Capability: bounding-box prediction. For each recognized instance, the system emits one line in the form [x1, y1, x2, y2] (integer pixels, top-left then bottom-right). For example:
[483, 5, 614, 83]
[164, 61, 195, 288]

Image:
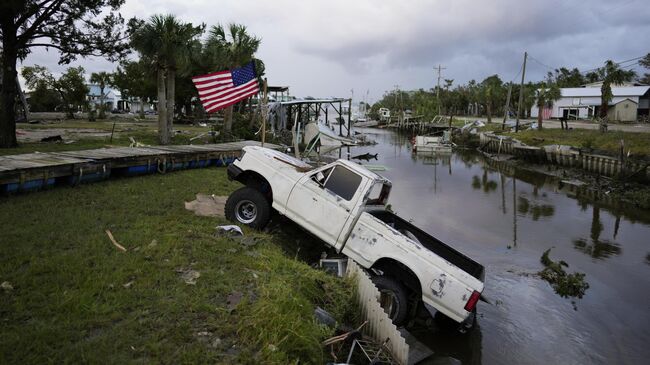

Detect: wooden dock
[0, 141, 280, 193]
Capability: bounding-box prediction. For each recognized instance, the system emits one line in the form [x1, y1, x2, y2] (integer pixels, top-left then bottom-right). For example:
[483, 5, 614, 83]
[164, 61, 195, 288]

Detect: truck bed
[368, 210, 485, 280]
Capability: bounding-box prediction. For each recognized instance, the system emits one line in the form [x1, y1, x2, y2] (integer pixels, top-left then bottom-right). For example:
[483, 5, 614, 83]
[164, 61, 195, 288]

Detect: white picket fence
[347, 259, 410, 364]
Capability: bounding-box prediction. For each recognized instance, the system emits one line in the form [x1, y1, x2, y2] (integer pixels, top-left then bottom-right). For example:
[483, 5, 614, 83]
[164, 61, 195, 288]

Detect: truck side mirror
[315, 172, 325, 185]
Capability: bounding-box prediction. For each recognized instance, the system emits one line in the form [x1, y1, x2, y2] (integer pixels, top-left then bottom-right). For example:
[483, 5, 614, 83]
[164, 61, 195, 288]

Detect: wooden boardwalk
[0, 141, 280, 193]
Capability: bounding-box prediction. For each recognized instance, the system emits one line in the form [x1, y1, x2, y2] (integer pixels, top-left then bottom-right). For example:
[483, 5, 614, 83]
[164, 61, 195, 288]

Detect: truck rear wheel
[225, 187, 271, 229]
[371, 276, 409, 326]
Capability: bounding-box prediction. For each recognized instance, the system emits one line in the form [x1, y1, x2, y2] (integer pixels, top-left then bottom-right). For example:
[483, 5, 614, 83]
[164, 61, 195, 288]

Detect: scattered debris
[351, 152, 378, 161]
[216, 225, 243, 236]
[196, 331, 211, 337]
[148, 239, 158, 248]
[122, 281, 134, 289]
[129, 137, 147, 147]
[322, 321, 366, 346]
[185, 194, 228, 217]
[210, 338, 222, 348]
[41, 135, 63, 143]
[227, 291, 243, 311]
[319, 259, 348, 277]
[105, 229, 127, 252]
[361, 164, 387, 171]
[1, 281, 14, 291]
[539, 248, 589, 299]
[314, 306, 337, 327]
[176, 268, 201, 285]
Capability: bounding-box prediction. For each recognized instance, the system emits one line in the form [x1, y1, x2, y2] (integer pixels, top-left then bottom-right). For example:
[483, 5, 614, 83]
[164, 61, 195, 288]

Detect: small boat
[412, 133, 453, 153]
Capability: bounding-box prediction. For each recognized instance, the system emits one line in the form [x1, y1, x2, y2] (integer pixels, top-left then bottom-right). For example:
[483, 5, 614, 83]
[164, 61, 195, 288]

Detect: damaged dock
[0, 141, 280, 193]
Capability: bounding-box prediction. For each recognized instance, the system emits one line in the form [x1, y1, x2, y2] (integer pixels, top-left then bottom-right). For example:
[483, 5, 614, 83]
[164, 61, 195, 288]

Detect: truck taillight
[464, 290, 481, 312]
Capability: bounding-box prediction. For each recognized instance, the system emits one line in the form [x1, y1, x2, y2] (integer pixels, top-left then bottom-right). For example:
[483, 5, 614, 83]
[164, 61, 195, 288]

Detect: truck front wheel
[225, 187, 271, 229]
[371, 276, 409, 326]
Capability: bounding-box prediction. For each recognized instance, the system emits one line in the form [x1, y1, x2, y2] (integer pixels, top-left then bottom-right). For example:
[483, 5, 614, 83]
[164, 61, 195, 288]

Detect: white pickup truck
[226, 146, 485, 327]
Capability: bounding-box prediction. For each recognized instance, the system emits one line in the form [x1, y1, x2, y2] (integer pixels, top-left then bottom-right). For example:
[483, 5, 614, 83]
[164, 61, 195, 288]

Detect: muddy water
[344, 128, 650, 364]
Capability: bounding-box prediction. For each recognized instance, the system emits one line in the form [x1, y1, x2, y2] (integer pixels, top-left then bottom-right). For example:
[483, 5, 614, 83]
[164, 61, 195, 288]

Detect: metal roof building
[531, 85, 650, 122]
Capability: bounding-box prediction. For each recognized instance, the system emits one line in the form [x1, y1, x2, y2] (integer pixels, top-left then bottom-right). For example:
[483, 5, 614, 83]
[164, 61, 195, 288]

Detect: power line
[527, 55, 555, 71]
[509, 61, 524, 83]
[579, 55, 645, 74]
[526, 53, 646, 75]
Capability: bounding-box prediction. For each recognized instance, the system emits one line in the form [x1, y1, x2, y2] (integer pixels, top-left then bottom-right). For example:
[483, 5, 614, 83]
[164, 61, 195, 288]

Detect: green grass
[0, 168, 355, 363]
[503, 129, 650, 157]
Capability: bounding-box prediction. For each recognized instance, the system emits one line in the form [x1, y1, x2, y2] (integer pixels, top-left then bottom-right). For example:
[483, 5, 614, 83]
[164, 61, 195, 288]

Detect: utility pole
[515, 52, 527, 132]
[435, 64, 446, 116]
[502, 82, 512, 130]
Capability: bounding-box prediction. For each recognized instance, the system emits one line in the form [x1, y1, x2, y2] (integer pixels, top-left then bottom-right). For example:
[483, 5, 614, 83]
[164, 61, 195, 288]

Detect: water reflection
[343, 128, 650, 363]
[572, 206, 622, 259]
[471, 169, 498, 193]
[517, 196, 555, 221]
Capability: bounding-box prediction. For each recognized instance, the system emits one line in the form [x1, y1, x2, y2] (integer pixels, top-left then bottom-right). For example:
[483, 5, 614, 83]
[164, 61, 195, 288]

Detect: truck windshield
[366, 182, 391, 205]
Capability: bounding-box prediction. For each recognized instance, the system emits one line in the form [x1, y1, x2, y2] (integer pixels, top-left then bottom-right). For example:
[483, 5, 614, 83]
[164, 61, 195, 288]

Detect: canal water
[340, 128, 650, 364]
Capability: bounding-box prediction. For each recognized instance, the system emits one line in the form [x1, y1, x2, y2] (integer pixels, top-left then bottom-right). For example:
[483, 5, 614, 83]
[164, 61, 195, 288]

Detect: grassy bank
[503, 129, 650, 157]
[0, 168, 354, 363]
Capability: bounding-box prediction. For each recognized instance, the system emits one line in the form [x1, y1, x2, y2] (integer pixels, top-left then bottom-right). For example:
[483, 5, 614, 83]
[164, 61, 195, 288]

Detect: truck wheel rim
[379, 289, 399, 320]
[235, 200, 257, 224]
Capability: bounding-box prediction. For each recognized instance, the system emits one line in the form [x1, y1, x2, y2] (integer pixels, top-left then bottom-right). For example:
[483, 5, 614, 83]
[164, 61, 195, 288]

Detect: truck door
[286, 164, 363, 246]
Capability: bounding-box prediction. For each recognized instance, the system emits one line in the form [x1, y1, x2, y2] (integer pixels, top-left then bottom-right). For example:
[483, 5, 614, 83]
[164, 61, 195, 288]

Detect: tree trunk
[224, 104, 233, 135]
[0, 29, 19, 148]
[538, 104, 543, 130]
[157, 68, 169, 144]
[166, 68, 175, 140]
[486, 103, 492, 123]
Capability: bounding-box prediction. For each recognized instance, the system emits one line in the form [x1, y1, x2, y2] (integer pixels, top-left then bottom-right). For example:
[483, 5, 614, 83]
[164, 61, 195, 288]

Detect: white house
[87, 84, 154, 113]
[530, 83, 650, 122]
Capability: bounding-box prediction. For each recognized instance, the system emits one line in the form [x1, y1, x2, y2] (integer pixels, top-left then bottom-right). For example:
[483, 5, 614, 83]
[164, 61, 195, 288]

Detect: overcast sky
[22, 0, 650, 103]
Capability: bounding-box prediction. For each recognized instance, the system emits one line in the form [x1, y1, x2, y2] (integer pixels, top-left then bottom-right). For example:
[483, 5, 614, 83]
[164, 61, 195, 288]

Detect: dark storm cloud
[19, 0, 650, 100]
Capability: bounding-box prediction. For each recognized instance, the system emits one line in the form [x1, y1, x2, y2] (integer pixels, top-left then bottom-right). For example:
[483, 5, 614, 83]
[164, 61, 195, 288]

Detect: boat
[412, 132, 453, 153]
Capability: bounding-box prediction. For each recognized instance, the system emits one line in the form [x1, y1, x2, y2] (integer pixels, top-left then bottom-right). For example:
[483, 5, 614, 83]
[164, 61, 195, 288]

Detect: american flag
[192, 62, 259, 113]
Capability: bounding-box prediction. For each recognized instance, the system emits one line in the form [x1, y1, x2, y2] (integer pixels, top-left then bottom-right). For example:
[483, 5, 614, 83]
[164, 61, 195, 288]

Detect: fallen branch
[105, 229, 127, 252]
[322, 321, 367, 346]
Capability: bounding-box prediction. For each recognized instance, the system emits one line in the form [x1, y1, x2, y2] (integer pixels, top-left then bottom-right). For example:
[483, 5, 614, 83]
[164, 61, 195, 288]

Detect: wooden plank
[0, 153, 92, 172]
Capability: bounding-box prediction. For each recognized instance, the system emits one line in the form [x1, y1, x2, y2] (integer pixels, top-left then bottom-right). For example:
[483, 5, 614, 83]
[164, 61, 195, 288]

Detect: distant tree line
[369, 56, 648, 129]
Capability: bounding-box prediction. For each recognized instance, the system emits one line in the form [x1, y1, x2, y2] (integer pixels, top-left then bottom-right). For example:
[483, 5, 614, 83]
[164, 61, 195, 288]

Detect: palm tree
[90, 72, 113, 119]
[206, 24, 261, 135]
[480, 75, 504, 123]
[599, 60, 636, 131]
[534, 80, 561, 130]
[131, 14, 204, 144]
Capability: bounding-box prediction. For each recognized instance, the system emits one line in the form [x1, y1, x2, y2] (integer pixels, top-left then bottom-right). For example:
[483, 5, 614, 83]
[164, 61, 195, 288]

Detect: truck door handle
[312, 197, 318, 202]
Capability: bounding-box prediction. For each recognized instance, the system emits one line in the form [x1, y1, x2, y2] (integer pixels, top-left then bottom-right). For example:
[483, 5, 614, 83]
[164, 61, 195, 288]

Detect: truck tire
[371, 276, 409, 326]
[225, 187, 271, 229]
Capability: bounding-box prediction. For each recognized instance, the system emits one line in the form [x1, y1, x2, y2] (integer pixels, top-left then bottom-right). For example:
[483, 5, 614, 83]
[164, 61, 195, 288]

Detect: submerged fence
[479, 133, 650, 181]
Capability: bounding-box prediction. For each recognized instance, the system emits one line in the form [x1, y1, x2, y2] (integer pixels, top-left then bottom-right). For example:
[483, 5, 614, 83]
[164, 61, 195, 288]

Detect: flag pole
[262, 78, 268, 147]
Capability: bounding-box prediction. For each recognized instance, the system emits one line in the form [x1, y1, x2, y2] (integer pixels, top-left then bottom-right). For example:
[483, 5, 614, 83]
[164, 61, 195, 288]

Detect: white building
[531, 83, 650, 122]
[87, 84, 154, 113]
